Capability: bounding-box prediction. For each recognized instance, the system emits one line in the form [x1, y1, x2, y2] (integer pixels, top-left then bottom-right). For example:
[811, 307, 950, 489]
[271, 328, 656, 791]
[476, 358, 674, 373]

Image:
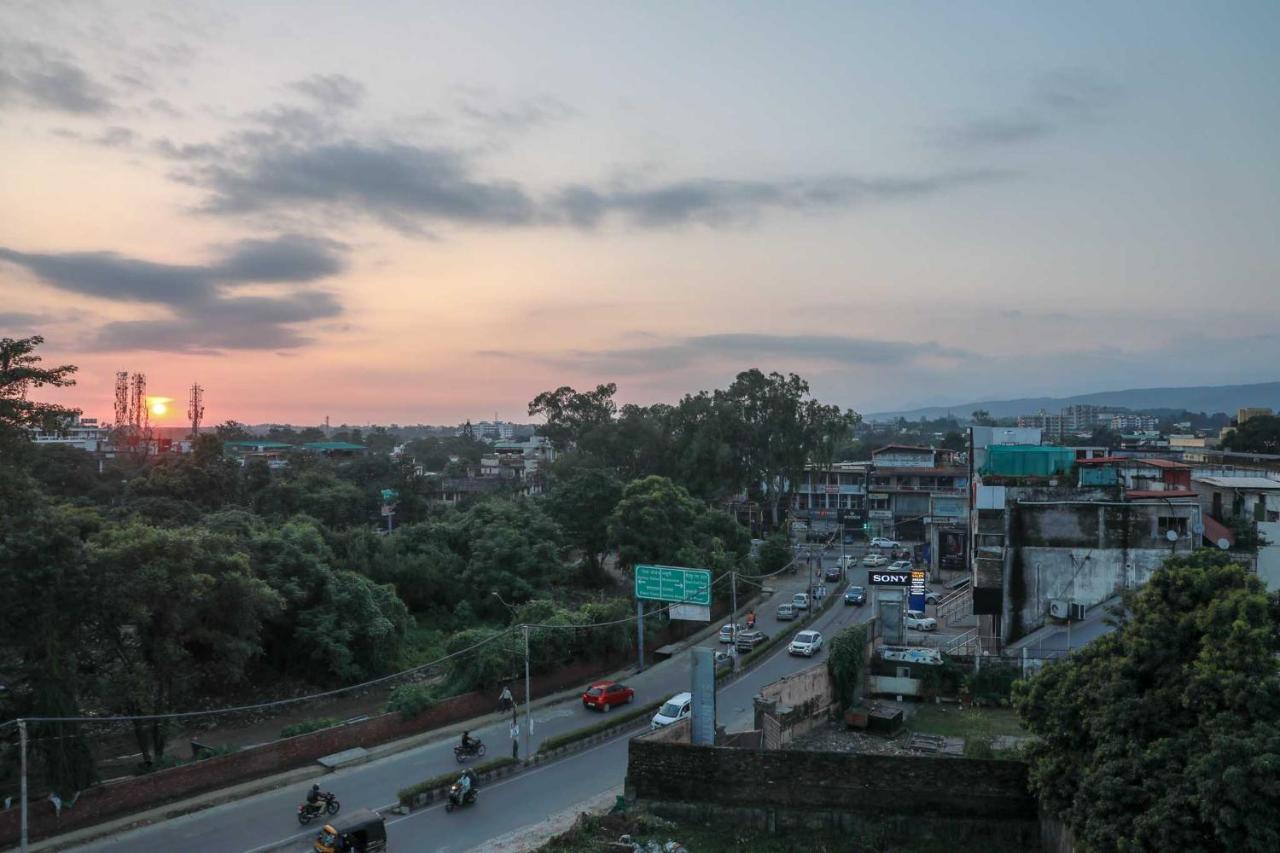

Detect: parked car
[651, 692, 692, 729]
[924, 588, 942, 605]
[718, 623, 743, 643]
[869, 537, 900, 549]
[862, 553, 889, 567]
[788, 630, 824, 657]
[735, 630, 769, 652]
[843, 586, 866, 606]
[836, 554, 859, 569]
[792, 592, 810, 611]
[889, 560, 912, 571]
[581, 680, 635, 712]
[824, 565, 843, 581]
[775, 603, 797, 621]
[904, 610, 938, 631]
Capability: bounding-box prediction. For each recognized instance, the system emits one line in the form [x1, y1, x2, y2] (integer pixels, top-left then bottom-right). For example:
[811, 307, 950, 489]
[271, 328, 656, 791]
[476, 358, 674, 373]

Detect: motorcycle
[297, 792, 340, 825]
[445, 782, 478, 813]
[453, 739, 486, 762]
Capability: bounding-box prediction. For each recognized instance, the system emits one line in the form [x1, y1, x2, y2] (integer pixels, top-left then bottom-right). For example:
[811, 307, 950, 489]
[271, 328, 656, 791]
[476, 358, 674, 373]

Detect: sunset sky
[2, 2, 1278, 425]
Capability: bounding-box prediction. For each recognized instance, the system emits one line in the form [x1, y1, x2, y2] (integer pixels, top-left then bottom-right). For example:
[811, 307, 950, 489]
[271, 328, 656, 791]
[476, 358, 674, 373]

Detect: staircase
[937, 585, 976, 628]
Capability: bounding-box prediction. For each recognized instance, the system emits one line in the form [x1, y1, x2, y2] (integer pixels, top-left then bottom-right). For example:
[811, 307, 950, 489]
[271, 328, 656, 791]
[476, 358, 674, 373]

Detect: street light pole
[19, 718, 28, 853]
[523, 624, 532, 762]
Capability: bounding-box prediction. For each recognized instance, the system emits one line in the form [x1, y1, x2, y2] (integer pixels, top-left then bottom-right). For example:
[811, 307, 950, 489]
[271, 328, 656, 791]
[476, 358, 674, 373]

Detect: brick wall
[0, 657, 616, 846]
[627, 740, 1036, 821]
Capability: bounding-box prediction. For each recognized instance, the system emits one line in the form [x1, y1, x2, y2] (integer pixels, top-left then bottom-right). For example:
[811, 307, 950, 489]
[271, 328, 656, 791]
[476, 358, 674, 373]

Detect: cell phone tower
[114, 371, 130, 431]
[130, 373, 148, 449]
[188, 383, 205, 437]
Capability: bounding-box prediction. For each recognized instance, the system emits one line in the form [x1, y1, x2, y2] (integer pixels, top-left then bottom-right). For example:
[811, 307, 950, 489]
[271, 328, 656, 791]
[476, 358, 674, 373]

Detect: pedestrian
[498, 683, 513, 713]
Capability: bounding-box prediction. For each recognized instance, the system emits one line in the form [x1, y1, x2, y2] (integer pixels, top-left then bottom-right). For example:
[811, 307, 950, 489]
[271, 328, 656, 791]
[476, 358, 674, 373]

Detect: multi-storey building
[1017, 410, 1065, 439]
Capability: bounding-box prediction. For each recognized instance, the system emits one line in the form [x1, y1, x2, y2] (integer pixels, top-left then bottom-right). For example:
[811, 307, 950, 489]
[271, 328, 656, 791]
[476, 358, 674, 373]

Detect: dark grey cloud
[0, 40, 114, 114]
[482, 332, 972, 376]
[0, 311, 51, 331]
[932, 70, 1117, 151]
[92, 126, 136, 147]
[0, 235, 347, 352]
[290, 73, 365, 110]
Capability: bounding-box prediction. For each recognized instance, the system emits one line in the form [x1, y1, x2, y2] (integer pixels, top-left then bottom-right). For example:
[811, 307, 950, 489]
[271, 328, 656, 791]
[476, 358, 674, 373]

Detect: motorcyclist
[306, 784, 323, 807]
[457, 768, 478, 797]
[460, 730, 478, 752]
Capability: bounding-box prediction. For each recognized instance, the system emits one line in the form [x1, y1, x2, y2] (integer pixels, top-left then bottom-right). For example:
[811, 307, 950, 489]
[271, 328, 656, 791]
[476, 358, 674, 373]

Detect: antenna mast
[188, 383, 205, 437]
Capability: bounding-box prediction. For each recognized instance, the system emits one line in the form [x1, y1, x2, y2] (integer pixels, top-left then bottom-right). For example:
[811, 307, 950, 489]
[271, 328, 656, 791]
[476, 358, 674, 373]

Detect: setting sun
[147, 397, 173, 418]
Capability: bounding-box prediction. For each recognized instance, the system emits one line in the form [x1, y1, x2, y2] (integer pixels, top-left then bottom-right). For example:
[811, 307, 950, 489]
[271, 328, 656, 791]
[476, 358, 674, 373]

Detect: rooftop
[1193, 476, 1280, 490]
[303, 441, 368, 452]
[1124, 489, 1198, 499]
[1140, 458, 1191, 470]
[224, 439, 295, 449]
[872, 445, 935, 454]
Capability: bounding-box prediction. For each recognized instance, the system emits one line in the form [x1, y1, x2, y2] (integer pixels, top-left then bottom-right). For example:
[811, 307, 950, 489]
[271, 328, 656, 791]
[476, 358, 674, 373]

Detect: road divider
[397, 756, 519, 810]
[536, 700, 665, 755]
[717, 580, 847, 682]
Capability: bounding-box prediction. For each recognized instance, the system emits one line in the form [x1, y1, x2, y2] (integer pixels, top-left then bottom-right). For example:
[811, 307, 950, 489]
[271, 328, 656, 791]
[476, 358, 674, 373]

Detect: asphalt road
[74, 548, 875, 853]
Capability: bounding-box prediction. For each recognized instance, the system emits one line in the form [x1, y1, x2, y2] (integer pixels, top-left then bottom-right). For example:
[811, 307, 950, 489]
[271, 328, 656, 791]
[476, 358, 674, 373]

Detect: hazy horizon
[3, 2, 1279, 424]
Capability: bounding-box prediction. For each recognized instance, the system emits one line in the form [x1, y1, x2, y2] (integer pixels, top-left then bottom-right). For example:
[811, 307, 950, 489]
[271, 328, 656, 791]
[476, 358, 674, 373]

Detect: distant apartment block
[1110, 413, 1159, 432]
[1016, 409, 1065, 439]
[1237, 407, 1274, 425]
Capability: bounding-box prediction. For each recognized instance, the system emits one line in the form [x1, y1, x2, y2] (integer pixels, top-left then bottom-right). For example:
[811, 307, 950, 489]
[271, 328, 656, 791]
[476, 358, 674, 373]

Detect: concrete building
[970, 425, 1041, 471]
[1111, 414, 1159, 432]
[1191, 476, 1280, 524]
[1016, 410, 1064, 440]
[29, 415, 110, 452]
[1237, 407, 1274, 425]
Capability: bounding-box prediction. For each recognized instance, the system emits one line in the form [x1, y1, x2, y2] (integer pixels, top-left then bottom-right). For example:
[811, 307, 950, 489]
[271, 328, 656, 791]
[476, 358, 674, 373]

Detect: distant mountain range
[866, 381, 1280, 422]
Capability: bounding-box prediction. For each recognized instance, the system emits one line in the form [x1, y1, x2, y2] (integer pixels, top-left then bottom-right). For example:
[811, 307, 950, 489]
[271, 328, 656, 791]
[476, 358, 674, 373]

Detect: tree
[214, 420, 251, 441]
[1222, 415, 1280, 454]
[1015, 551, 1280, 852]
[0, 335, 77, 451]
[545, 468, 623, 583]
[970, 409, 996, 427]
[608, 476, 704, 569]
[941, 431, 966, 451]
[528, 383, 618, 452]
[756, 532, 791, 576]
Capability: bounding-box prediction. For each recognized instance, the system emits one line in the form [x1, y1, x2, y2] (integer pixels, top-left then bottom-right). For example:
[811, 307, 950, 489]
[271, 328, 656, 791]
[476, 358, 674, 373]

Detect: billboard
[909, 570, 927, 611]
[870, 571, 910, 585]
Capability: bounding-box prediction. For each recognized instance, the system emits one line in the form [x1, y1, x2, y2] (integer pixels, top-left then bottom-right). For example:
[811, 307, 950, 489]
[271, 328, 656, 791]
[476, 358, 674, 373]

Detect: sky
[2, 1, 1279, 424]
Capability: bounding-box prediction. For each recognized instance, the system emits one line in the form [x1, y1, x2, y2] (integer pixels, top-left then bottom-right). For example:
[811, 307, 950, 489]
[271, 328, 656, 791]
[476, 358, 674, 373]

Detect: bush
[964, 661, 1020, 706]
[536, 700, 665, 754]
[280, 718, 340, 739]
[965, 736, 995, 759]
[397, 756, 517, 803]
[385, 682, 442, 720]
[827, 623, 869, 709]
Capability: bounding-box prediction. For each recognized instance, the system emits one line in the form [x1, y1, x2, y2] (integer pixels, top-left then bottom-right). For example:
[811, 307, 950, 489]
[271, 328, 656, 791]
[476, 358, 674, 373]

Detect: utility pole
[523, 624, 532, 762]
[19, 718, 28, 853]
[730, 570, 739, 647]
[636, 599, 645, 673]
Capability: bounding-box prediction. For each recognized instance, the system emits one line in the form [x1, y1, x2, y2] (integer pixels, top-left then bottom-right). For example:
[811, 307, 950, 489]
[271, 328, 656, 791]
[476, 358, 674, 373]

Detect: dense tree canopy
[1222, 414, 1280, 454]
[1016, 551, 1280, 852]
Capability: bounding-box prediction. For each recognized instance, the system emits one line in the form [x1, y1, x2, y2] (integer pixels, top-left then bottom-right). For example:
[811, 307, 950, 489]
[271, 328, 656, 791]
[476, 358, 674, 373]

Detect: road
[74, 548, 875, 853]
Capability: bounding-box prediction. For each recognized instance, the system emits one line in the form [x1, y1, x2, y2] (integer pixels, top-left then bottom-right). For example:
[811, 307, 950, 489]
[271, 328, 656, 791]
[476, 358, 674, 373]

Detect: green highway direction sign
[634, 564, 712, 606]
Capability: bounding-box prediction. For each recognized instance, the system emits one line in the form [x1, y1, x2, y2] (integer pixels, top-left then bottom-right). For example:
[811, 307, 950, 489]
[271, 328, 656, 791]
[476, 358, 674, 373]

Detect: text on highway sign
[635, 564, 712, 605]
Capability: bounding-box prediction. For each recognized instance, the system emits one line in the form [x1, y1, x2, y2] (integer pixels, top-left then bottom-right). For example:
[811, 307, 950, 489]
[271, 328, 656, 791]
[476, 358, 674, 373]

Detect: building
[29, 415, 110, 452]
[1016, 410, 1064, 439]
[223, 438, 295, 468]
[1237, 407, 1274, 425]
[970, 446, 1202, 647]
[1110, 414, 1159, 432]
[1061, 404, 1116, 432]
[792, 461, 868, 539]
[970, 426, 1041, 472]
[1191, 476, 1280, 524]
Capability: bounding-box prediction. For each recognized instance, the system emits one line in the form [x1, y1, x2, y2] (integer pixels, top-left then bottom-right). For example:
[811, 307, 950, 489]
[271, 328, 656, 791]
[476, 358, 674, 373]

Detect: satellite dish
[1192, 520, 1205, 535]
[1217, 538, 1231, 550]
[1166, 529, 1179, 542]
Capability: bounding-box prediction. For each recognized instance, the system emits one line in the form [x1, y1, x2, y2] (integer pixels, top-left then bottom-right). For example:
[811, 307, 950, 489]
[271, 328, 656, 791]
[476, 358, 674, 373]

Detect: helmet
[312, 784, 320, 793]
[322, 825, 336, 834]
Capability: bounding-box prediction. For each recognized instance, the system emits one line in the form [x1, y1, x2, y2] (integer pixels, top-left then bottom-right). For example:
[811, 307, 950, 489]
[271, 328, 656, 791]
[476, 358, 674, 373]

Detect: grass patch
[537, 700, 664, 754]
[279, 717, 339, 739]
[909, 705, 1027, 739]
[397, 755, 517, 804]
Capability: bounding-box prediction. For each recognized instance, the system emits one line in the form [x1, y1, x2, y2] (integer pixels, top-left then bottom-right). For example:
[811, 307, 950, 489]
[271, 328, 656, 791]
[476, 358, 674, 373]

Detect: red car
[581, 680, 635, 712]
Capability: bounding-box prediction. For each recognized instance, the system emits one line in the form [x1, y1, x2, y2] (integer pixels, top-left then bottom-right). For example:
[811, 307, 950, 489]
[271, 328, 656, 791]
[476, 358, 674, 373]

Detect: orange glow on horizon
[147, 396, 173, 418]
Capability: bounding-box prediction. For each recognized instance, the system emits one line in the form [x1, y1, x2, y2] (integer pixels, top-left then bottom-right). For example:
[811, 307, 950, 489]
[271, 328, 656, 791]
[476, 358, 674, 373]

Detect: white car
[862, 553, 889, 567]
[869, 537, 900, 549]
[651, 692, 692, 729]
[792, 592, 809, 611]
[889, 560, 912, 571]
[718, 623, 743, 643]
[905, 611, 937, 631]
[788, 630, 823, 656]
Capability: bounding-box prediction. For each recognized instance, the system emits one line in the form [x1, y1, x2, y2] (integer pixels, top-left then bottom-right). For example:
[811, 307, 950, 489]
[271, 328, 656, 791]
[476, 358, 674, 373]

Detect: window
[869, 495, 890, 511]
[1157, 517, 1188, 538]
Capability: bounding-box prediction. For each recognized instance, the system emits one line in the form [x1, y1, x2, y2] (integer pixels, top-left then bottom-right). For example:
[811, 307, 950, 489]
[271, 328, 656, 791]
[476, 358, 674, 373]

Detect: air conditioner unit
[1049, 599, 1068, 619]
[1069, 603, 1087, 621]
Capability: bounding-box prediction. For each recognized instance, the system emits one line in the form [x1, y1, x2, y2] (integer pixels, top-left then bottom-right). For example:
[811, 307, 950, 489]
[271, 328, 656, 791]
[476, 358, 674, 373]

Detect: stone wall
[626, 740, 1039, 850]
[751, 661, 834, 748]
[0, 658, 613, 847]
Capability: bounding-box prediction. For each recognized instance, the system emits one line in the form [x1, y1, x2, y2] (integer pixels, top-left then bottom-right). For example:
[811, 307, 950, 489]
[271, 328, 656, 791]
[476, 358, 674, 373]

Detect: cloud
[0, 311, 52, 331]
[482, 332, 973, 376]
[454, 92, 575, 132]
[0, 39, 114, 114]
[289, 73, 365, 110]
[92, 126, 136, 147]
[0, 235, 347, 352]
[932, 70, 1117, 151]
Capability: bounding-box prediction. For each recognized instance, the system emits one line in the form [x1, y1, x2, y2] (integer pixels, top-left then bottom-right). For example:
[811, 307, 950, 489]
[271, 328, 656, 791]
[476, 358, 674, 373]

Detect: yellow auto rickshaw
[314, 808, 388, 853]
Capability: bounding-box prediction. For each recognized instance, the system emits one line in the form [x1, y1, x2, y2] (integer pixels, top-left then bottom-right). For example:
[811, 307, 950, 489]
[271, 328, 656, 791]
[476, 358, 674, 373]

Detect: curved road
[75, 550, 874, 853]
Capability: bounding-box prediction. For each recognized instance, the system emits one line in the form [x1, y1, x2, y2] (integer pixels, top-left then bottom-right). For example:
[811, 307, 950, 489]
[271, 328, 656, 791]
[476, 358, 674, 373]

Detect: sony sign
[870, 571, 910, 586]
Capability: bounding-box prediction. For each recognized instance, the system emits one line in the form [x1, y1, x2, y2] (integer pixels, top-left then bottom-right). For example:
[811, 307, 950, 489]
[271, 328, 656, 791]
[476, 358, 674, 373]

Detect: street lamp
[491, 592, 531, 761]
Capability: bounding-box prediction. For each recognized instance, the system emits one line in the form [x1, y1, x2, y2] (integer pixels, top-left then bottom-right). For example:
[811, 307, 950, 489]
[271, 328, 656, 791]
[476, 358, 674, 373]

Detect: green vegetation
[1016, 550, 1280, 851]
[279, 718, 341, 739]
[827, 623, 869, 710]
[1221, 413, 1280, 454]
[909, 705, 1027, 740]
[536, 700, 665, 754]
[384, 683, 443, 720]
[396, 755, 518, 804]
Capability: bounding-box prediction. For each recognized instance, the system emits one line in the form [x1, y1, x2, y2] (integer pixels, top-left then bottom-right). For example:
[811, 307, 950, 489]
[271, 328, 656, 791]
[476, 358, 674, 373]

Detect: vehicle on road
[843, 586, 866, 606]
[788, 630, 823, 656]
[889, 560, 912, 571]
[824, 565, 843, 581]
[446, 770, 479, 813]
[905, 610, 937, 631]
[652, 692, 692, 729]
[775, 603, 796, 621]
[792, 592, 809, 610]
[298, 791, 340, 825]
[454, 738, 487, 762]
[719, 623, 743, 643]
[313, 809, 387, 853]
[924, 588, 942, 605]
[836, 554, 859, 569]
[582, 680, 634, 712]
[862, 553, 888, 567]
[870, 537, 900, 549]
[735, 629, 769, 652]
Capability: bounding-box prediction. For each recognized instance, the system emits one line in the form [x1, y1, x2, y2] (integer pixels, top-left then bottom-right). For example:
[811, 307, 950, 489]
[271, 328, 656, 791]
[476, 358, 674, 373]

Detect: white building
[30, 415, 110, 452]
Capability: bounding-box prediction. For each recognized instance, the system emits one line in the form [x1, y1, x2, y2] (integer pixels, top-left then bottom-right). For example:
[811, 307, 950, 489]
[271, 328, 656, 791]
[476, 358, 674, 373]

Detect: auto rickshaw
[313, 808, 388, 853]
